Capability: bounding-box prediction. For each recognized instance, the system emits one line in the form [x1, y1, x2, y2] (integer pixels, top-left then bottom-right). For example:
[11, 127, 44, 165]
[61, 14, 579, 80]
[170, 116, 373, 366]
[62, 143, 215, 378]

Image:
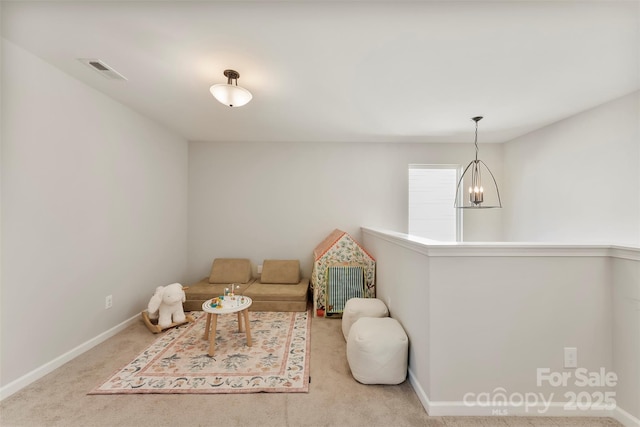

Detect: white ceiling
[2, 0, 638, 143]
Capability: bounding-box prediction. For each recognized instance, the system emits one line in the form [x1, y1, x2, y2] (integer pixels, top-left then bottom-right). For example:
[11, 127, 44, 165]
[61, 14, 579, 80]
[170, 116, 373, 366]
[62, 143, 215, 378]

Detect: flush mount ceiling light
[209, 69, 252, 107]
[454, 116, 502, 209]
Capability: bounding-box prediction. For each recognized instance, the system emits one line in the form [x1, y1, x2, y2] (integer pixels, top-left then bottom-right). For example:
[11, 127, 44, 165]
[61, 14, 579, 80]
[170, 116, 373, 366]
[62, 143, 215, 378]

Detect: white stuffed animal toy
[147, 283, 186, 328]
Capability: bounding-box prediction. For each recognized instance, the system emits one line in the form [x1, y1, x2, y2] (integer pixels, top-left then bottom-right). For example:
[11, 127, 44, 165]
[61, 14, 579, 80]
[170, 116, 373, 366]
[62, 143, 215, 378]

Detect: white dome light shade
[210, 83, 252, 107]
[209, 69, 252, 107]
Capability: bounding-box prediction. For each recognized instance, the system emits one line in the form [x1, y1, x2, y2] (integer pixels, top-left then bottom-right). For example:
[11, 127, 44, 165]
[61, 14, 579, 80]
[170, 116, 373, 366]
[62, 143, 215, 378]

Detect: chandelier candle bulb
[471, 186, 483, 204]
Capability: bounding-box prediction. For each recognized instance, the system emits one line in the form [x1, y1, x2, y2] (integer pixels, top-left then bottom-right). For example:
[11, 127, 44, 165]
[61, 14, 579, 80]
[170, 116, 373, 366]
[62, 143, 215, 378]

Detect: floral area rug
[90, 309, 311, 394]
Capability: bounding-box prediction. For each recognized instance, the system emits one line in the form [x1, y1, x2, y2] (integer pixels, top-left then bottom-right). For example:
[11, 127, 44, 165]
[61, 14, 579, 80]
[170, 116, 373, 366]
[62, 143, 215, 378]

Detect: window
[408, 165, 461, 241]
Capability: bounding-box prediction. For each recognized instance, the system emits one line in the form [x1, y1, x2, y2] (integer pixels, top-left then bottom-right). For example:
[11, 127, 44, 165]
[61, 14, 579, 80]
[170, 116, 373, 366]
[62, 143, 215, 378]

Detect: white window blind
[408, 165, 460, 241]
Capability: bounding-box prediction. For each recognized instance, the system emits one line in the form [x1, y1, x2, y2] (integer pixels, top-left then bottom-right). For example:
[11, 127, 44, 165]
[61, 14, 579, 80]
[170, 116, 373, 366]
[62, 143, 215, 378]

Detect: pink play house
[311, 229, 376, 317]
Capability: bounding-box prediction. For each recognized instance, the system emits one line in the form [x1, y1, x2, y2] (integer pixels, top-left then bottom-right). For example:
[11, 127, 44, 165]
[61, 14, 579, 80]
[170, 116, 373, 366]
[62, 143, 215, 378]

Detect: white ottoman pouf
[342, 297, 389, 340]
[346, 317, 408, 385]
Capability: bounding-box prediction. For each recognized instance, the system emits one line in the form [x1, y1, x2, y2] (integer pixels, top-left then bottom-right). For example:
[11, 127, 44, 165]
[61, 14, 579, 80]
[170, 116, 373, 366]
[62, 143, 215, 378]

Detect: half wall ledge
[360, 226, 640, 426]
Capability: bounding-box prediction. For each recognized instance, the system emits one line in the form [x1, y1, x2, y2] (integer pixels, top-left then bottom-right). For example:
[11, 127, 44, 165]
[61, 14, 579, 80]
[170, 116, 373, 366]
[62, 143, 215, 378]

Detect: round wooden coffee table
[202, 296, 253, 357]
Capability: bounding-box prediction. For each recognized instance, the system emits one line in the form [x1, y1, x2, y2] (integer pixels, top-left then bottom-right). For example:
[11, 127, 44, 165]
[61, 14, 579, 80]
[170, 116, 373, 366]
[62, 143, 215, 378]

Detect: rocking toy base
[141, 310, 194, 334]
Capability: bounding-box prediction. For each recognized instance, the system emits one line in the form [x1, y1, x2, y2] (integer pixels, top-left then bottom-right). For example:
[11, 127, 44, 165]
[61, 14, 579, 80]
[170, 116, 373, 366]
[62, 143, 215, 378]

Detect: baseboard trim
[407, 369, 639, 426]
[613, 407, 640, 427]
[424, 401, 617, 418]
[407, 367, 432, 413]
[0, 314, 139, 401]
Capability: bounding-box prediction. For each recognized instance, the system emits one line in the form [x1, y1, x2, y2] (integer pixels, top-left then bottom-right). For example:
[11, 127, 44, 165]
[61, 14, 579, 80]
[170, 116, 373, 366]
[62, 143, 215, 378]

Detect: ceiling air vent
[78, 58, 127, 81]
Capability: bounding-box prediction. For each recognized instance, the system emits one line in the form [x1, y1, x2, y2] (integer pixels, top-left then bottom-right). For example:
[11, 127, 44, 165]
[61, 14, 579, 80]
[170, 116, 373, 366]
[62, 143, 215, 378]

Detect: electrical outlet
[564, 347, 577, 368]
[105, 295, 113, 310]
[257, 264, 263, 274]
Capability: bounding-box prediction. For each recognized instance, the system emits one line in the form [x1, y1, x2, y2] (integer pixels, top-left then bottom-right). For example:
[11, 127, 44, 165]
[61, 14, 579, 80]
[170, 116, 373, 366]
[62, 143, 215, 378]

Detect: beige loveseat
[183, 258, 309, 312]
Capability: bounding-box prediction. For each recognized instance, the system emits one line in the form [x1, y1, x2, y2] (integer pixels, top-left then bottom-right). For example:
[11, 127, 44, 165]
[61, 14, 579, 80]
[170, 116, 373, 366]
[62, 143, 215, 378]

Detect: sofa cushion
[260, 260, 300, 284]
[209, 258, 252, 284]
[244, 279, 309, 302]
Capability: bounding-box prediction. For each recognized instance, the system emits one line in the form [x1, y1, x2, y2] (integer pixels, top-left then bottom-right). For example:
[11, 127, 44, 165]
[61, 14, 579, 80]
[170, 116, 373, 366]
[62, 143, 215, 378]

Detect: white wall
[612, 256, 640, 421]
[0, 40, 189, 388]
[187, 141, 502, 282]
[502, 92, 640, 246]
[428, 255, 612, 402]
[362, 227, 640, 425]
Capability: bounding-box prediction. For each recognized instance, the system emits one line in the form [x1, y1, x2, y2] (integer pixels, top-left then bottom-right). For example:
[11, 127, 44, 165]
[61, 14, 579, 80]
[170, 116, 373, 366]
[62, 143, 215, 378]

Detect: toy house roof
[313, 229, 375, 262]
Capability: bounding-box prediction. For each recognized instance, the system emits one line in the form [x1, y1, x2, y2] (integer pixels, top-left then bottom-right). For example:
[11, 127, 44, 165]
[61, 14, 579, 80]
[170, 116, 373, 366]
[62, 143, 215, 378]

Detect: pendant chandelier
[454, 116, 502, 209]
[210, 69, 252, 107]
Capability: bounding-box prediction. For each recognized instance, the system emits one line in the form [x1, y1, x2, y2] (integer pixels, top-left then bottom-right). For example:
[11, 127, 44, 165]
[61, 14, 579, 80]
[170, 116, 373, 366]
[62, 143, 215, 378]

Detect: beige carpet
[0, 313, 623, 427]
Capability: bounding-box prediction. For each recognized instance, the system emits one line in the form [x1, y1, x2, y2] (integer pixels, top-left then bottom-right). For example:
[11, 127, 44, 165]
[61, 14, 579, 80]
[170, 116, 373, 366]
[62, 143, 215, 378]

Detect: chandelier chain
[474, 121, 479, 162]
